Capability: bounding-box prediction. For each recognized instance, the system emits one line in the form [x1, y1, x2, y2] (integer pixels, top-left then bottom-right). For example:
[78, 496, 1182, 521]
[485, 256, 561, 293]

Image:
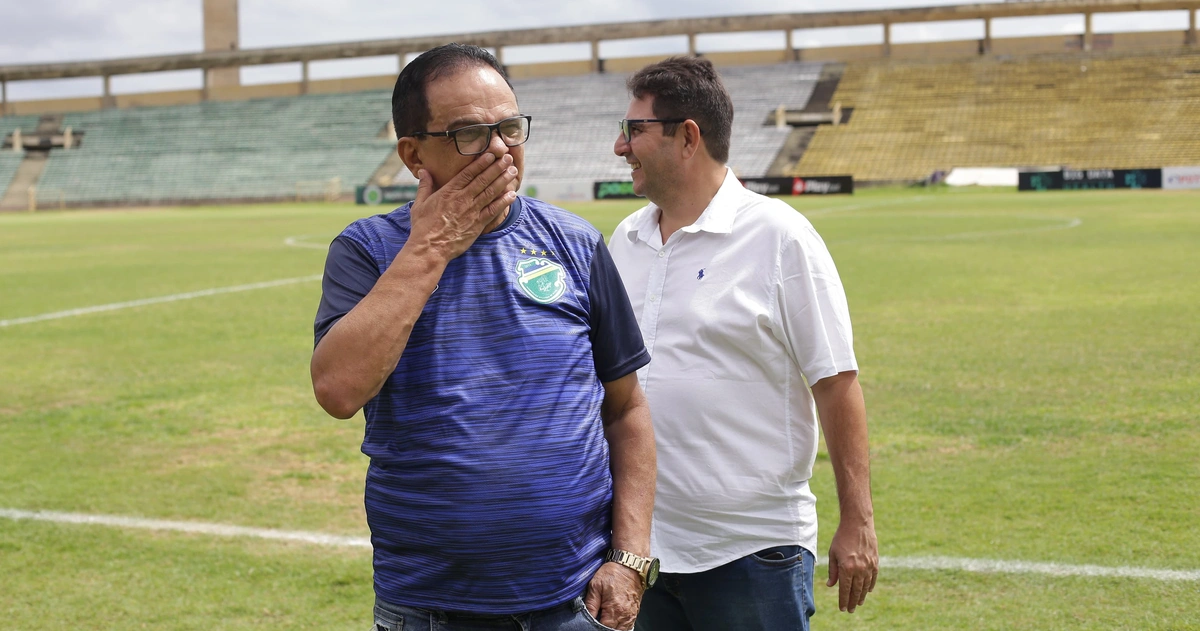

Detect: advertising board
[356, 184, 418, 205]
[1163, 166, 1200, 190]
[740, 176, 854, 196]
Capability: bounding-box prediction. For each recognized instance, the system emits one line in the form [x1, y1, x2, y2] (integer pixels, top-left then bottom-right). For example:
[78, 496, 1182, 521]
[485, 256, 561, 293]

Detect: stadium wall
[4, 28, 1195, 119]
[3, 0, 1199, 117]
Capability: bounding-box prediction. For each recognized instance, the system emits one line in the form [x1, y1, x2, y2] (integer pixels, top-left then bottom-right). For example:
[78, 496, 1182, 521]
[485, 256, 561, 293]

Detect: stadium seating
[793, 49, 1200, 182]
[0, 152, 26, 197]
[0, 114, 40, 141]
[34, 92, 396, 204]
[496, 62, 823, 192]
[9, 62, 819, 205]
[0, 116, 38, 196]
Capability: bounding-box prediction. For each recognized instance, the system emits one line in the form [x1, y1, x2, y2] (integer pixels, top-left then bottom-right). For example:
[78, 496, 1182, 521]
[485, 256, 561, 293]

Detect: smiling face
[400, 64, 524, 193]
[614, 94, 682, 204]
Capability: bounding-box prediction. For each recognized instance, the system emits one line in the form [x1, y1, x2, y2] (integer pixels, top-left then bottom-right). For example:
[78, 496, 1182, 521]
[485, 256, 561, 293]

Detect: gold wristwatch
[605, 549, 660, 589]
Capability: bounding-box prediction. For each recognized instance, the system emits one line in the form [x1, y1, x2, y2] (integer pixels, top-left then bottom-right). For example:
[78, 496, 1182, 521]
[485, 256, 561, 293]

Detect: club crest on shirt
[515, 257, 567, 304]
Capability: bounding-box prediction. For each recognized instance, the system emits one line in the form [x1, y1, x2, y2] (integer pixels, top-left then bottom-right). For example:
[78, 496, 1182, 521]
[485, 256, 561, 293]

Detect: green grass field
[1, 187, 1197, 630]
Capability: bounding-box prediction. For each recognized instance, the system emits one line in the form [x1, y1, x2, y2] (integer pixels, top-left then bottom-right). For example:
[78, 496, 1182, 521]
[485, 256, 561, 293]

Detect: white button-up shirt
[609, 168, 858, 573]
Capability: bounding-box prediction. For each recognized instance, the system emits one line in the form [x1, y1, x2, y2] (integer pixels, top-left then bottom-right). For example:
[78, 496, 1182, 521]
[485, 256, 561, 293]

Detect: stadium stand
[793, 49, 1200, 182]
[0, 115, 40, 141]
[34, 92, 395, 205]
[0, 152, 26, 197]
[6, 62, 819, 206]
[391, 62, 824, 194]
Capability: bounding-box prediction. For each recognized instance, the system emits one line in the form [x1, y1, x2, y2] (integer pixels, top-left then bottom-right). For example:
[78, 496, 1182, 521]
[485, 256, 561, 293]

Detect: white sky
[0, 0, 1192, 100]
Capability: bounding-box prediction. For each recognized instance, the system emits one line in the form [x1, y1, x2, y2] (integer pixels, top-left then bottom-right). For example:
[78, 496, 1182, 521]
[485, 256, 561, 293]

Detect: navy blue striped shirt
[314, 197, 649, 613]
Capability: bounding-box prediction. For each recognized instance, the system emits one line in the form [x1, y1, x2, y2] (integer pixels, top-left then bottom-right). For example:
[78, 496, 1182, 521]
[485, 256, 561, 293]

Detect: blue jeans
[372, 595, 623, 631]
[635, 545, 816, 631]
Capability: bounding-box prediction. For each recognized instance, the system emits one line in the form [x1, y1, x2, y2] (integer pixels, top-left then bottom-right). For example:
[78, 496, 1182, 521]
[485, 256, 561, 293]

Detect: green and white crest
[515, 257, 567, 304]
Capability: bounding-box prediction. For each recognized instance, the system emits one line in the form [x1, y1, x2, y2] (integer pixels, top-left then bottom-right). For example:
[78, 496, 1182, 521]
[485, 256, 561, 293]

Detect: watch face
[646, 557, 660, 588]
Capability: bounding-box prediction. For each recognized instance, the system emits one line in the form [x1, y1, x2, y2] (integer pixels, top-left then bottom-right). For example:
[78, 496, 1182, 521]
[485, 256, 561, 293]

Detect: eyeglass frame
[619, 118, 702, 144]
[410, 115, 533, 156]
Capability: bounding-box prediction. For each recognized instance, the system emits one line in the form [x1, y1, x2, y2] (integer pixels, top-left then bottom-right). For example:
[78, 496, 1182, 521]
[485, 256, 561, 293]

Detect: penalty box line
[3, 508, 1198, 582]
[0, 275, 323, 328]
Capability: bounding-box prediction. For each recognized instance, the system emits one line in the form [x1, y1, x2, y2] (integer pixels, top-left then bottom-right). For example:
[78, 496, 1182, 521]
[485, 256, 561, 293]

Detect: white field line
[284, 235, 334, 250]
[3, 508, 1198, 582]
[873, 555, 1200, 582]
[0, 275, 322, 328]
[0, 508, 370, 549]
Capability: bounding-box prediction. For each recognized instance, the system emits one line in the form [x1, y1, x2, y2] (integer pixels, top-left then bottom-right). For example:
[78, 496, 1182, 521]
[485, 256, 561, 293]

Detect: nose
[614, 131, 629, 157]
[486, 128, 510, 159]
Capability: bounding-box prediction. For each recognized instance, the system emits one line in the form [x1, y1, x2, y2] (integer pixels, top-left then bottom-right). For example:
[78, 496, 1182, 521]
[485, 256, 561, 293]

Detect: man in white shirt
[608, 56, 878, 631]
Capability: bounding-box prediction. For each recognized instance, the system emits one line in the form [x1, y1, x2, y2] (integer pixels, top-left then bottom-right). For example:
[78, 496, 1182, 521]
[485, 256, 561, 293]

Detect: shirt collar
[625, 167, 743, 244]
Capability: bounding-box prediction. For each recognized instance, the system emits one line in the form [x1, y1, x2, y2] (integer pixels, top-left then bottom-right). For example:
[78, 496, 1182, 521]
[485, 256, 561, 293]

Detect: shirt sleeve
[314, 236, 379, 347]
[588, 238, 651, 383]
[773, 224, 859, 386]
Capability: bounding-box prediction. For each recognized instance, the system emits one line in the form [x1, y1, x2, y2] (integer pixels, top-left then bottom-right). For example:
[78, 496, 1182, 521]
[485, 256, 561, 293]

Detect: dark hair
[626, 56, 733, 163]
[391, 43, 513, 138]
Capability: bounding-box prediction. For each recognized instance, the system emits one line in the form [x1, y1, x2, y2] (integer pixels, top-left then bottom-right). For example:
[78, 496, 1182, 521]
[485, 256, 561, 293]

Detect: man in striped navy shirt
[311, 44, 657, 630]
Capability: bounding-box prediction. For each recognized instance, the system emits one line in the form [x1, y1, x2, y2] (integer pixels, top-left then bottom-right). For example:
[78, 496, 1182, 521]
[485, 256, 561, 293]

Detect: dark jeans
[373, 595, 622, 631]
[635, 545, 816, 631]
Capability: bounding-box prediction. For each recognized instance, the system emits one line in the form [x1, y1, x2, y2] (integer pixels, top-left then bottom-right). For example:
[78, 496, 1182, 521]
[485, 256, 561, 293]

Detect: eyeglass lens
[455, 117, 530, 155]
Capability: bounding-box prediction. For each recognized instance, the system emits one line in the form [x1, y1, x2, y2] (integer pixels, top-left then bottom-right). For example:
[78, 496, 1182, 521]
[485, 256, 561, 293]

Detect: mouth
[628, 161, 642, 172]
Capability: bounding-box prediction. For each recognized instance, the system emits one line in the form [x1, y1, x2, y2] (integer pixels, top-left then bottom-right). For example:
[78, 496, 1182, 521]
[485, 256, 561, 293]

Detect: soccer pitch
[1, 188, 1197, 630]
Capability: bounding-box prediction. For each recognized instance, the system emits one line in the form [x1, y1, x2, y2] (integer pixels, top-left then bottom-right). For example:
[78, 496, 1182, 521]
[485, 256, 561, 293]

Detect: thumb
[583, 579, 602, 617]
[414, 169, 433, 204]
[827, 550, 840, 587]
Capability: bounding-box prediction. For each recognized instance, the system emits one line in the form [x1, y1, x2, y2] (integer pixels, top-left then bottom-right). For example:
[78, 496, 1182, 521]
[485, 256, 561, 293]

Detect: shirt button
[649, 295, 658, 302]
[657, 251, 666, 258]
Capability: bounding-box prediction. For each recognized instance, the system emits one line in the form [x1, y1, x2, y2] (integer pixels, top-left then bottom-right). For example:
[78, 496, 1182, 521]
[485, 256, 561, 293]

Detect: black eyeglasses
[412, 115, 533, 156]
[619, 118, 690, 143]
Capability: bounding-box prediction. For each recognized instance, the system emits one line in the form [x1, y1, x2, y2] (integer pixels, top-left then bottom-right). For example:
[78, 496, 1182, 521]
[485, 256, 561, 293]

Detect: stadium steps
[764, 63, 847, 176]
[0, 151, 49, 211]
[767, 127, 818, 176]
[370, 150, 407, 186]
[0, 152, 28, 210]
[793, 48, 1200, 182]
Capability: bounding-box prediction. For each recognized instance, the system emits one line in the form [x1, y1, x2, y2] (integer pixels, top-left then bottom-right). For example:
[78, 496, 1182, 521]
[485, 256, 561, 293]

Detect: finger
[583, 580, 602, 617]
[847, 572, 866, 612]
[857, 572, 870, 607]
[471, 163, 519, 210]
[458, 152, 514, 201]
[826, 554, 839, 588]
[868, 565, 878, 594]
[446, 151, 499, 192]
[476, 190, 517, 228]
[601, 595, 633, 630]
[838, 565, 852, 611]
[414, 169, 432, 204]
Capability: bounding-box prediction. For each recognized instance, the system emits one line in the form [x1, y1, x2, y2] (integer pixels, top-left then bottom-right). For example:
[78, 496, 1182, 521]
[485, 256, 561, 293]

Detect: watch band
[606, 549, 650, 574]
[605, 549, 659, 589]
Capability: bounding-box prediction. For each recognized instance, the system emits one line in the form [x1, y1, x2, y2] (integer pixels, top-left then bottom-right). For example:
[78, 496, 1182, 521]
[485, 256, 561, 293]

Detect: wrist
[401, 237, 454, 269]
[605, 560, 643, 586]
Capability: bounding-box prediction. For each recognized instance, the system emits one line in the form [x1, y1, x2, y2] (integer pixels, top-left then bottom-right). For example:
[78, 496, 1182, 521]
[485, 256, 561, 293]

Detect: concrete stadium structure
[1, 0, 1199, 207]
[2, 0, 1198, 116]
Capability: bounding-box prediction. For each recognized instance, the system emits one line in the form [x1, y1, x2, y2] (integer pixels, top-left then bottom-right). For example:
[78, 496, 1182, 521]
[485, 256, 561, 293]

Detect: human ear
[398, 137, 423, 178]
[679, 119, 703, 160]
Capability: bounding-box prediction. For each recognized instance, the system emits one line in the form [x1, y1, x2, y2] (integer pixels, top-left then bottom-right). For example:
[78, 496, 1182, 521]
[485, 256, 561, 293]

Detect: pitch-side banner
[593, 181, 639, 200]
[1019, 169, 1162, 191]
[356, 184, 418, 205]
[1163, 166, 1200, 190]
[739, 176, 854, 196]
